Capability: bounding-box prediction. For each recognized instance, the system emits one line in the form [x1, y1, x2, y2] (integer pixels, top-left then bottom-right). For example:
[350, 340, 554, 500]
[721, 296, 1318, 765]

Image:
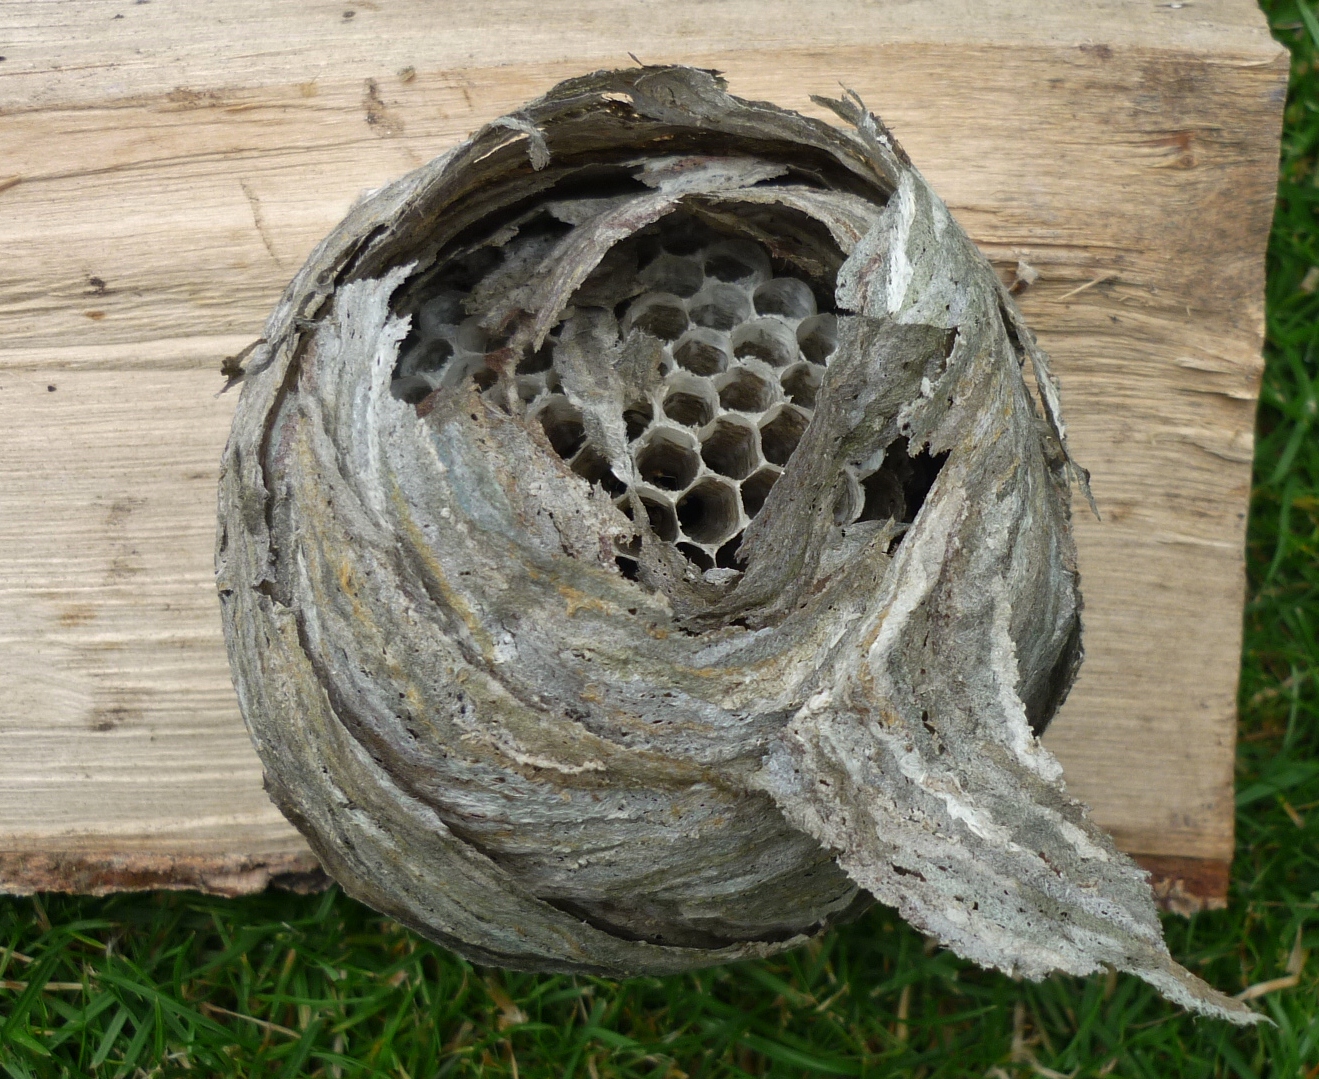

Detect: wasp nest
[217, 66, 1256, 1023]
[391, 214, 936, 578]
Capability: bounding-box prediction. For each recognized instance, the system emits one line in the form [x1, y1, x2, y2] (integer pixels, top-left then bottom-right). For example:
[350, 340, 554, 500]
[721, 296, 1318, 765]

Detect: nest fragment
[216, 65, 1258, 1023]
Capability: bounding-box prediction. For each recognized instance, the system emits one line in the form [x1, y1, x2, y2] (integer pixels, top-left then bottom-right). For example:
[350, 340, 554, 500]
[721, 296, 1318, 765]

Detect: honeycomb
[391, 212, 851, 581]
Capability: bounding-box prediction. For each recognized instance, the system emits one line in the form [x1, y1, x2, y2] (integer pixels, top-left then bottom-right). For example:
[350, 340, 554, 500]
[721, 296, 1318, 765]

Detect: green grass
[4, 7, 1319, 1076]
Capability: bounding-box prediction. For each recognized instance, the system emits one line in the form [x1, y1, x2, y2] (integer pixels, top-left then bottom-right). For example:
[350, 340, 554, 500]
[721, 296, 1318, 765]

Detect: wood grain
[0, 0, 1286, 902]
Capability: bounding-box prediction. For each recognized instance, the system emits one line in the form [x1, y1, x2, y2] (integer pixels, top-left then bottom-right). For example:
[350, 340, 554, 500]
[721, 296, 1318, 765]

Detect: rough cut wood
[0, 0, 1285, 911]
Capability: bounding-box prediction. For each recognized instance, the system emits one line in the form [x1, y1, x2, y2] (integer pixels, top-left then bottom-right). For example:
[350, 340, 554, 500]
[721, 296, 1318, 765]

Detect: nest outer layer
[216, 65, 1258, 1024]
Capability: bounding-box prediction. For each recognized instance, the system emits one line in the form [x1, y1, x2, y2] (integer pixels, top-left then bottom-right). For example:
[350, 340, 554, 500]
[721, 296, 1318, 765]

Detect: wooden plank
[0, 0, 1286, 906]
[0, 0, 1277, 112]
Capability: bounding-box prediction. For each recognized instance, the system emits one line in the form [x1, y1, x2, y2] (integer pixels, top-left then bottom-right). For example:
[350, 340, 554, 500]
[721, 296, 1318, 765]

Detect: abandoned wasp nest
[217, 66, 1257, 1022]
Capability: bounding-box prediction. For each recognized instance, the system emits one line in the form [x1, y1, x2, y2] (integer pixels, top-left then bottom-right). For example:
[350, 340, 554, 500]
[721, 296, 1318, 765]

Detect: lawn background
[3, 3, 1317, 1075]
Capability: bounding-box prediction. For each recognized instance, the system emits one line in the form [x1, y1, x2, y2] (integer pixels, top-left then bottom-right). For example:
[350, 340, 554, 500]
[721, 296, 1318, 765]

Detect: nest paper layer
[216, 65, 1257, 1023]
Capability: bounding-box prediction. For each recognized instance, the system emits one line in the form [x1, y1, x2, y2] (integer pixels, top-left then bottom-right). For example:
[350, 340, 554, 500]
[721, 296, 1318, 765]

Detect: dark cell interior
[760, 407, 809, 467]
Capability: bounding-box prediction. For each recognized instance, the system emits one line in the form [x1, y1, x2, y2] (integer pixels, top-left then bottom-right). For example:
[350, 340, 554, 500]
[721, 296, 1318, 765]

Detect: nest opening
[389, 208, 843, 577]
[854, 437, 949, 526]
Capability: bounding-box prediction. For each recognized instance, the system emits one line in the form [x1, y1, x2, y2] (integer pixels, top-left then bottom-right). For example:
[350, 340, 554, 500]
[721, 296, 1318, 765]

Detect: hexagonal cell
[623, 292, 690, 342]
[444, 245, 503, 290]
[717, 367, 774, 413]
[700, 418, 759, 480]
[640, 253, 704, 298]
[413, 289, 466, 340]
[703, 239, 772, 286]
[797, 314, 838, 366]
[516, 375, 545, 404]
[571, 443, 626, 496]
[638, 492, 680, 542]
[753, 277, 817, 319]
[399, 337, 455, 379]
[676, 478, 741, 545]
[517, 337, 555, 374]
[731, 318, 798, 368]
[740, 468, 779, 518]
[781, 362, 822, 409]
[689, 283, 752, 332]
[659, 216, 706, 256]
[536, 396, 587, 459]
[676, 542, 715, 571]
[759, 405, 810, 466]
[456, 316, 490, 354]
[673, 328, 729, 376]
[392, 374, 436, 406]
[662, 377, 718, 428]
[635, 429, 701, 491]
[623, 398, 654, 441]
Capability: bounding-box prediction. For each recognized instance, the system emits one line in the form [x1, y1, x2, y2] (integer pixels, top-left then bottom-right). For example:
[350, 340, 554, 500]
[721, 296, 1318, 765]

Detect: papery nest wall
[216, 65, 1258, 1023]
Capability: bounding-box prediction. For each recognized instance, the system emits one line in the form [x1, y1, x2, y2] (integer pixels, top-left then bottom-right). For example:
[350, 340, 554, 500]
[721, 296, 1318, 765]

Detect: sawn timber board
[0, 0, 1286, 909]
